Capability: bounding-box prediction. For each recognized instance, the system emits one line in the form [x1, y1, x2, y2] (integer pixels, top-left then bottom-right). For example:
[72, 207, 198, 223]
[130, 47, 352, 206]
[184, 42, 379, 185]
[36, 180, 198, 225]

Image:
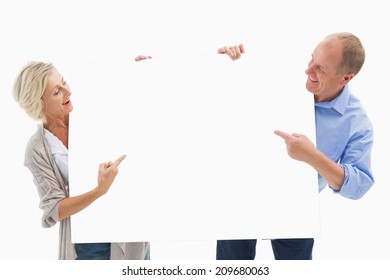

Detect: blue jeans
[75, 243, 111, 260]
[144, 245, 151, 260]
[216, 238, 314, 260]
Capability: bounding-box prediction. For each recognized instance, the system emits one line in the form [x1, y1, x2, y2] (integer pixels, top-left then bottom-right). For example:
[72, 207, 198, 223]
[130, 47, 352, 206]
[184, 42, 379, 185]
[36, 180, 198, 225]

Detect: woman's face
[42, 68, 73, 120]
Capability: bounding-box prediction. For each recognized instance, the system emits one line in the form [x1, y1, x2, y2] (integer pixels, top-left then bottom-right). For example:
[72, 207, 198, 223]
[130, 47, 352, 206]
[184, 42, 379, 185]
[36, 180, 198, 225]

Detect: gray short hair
[13, 61, 54, 122]
[326, 32, 365, 75]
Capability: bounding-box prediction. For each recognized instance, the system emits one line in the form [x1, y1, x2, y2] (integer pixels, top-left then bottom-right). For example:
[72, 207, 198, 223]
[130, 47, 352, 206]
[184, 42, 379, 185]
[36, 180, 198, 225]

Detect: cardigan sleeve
[24, 131, 67, 228]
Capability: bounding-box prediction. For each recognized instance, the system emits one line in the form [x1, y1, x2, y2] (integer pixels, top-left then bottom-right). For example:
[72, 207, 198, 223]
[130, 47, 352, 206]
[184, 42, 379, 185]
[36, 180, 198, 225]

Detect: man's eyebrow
[315, 59, 326, 72]
[317, 64, 325, 71]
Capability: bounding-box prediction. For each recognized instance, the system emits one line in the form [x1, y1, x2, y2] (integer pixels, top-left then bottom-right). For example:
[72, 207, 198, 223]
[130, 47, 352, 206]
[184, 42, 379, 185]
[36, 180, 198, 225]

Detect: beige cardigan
[24, 123, 149, 260]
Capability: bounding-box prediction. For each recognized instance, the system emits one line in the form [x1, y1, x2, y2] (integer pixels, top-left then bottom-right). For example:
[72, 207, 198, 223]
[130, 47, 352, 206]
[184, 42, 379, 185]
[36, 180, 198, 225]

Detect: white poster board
[69, 52, 320, 243]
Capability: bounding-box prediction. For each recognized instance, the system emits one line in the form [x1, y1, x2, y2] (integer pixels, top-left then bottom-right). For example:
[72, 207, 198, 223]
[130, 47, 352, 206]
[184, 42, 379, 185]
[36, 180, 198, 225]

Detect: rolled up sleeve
[333, 129, 374, 200]
[25, 141, 66, 228]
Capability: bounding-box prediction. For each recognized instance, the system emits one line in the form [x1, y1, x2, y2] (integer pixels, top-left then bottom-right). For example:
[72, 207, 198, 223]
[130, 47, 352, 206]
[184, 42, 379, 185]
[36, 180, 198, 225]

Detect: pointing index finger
[239, 44, 245, 54]
[113, 154, 126, 167]
[274, 130, 293, 140]
[217, 46, 227, 54]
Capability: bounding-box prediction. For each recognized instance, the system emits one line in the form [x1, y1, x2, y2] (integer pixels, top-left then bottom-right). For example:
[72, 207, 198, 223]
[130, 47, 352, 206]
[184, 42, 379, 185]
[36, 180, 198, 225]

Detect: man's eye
[317, 66, 324, 73]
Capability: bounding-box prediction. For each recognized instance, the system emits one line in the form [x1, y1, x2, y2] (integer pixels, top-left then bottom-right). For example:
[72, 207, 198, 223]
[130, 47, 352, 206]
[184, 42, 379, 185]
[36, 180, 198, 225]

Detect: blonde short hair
[13, 61, 54, 122]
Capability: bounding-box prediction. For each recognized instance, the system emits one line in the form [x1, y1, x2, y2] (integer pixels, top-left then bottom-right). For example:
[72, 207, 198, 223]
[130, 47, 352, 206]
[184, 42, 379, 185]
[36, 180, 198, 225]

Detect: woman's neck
[44, 115, 69, 148]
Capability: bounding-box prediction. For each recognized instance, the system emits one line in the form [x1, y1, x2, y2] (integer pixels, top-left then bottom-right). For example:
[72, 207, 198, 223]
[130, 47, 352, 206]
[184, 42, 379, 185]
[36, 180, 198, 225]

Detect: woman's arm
[58, 155, 126, 220]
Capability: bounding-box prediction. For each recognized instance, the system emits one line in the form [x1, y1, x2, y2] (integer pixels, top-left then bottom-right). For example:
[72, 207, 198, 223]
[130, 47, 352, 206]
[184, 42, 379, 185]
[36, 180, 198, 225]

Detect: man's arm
[274, 130, 345, 191]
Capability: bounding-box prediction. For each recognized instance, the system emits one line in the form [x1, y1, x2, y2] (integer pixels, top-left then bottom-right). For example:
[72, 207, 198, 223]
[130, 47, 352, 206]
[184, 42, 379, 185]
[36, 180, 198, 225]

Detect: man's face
[305, 38, 350, 102]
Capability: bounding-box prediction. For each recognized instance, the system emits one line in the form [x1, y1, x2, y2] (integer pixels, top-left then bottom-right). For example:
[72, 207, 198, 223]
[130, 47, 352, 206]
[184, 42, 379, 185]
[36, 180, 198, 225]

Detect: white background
[1, 0, 389, 261]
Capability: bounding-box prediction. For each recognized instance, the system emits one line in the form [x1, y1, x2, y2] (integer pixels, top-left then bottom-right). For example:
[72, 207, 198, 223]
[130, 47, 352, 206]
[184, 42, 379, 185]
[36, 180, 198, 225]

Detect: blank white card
[69, 53, 320, 243]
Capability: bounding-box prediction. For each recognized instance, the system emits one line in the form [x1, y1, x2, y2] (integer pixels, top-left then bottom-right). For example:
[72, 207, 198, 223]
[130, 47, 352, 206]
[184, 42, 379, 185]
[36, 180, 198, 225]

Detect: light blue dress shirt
[315, 84, 374, 199]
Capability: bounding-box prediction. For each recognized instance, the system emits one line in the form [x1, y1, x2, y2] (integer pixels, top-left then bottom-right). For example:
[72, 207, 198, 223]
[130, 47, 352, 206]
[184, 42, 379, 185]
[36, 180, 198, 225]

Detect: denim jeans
[216, 238, 314, 260]
[75, 243, 111, 260]
[271, 238, 314, 260]
[144, 245, 151, 260]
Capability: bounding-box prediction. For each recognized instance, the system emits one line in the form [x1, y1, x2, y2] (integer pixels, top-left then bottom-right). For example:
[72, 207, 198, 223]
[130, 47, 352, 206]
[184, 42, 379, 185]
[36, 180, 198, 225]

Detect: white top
[44, 128, 69, 184]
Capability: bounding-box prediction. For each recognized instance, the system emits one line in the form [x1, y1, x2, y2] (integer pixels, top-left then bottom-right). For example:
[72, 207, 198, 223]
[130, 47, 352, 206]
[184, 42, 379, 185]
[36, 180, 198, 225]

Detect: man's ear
[342, 73, 355, 85]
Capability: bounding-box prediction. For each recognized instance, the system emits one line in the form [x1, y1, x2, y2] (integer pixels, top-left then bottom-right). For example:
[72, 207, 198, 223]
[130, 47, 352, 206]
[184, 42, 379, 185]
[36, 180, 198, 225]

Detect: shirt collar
[314, 84, 350, 115]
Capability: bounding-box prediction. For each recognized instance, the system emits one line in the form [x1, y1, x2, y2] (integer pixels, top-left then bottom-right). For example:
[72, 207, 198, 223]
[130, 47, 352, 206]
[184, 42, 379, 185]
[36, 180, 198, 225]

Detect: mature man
[217, 32, 374, 260]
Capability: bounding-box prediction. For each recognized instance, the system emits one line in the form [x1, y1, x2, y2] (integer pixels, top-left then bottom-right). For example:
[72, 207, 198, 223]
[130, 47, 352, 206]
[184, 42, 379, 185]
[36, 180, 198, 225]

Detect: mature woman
[13, 61, 150, 260]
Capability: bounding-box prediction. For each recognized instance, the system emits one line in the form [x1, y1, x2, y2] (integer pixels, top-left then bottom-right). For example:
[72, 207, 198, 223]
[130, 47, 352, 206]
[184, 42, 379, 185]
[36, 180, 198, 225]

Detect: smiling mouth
[309, 77, 318, 83]
[62, 99, 71, 105]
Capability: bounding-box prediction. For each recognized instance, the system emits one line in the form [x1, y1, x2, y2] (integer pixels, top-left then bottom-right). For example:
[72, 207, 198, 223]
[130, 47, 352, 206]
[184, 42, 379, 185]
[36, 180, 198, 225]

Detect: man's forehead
[313, 39, 341, 65]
